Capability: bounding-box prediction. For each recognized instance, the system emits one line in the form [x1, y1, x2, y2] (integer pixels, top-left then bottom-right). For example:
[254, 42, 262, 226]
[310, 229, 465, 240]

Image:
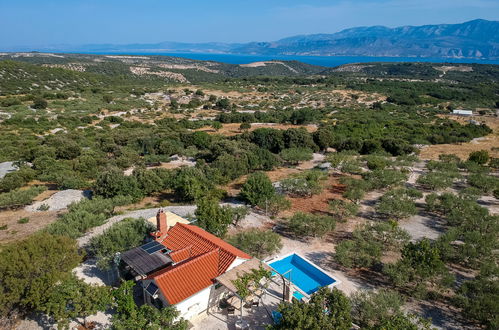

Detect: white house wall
[174, 286, 212, 320]
[144, 257, 252, 321]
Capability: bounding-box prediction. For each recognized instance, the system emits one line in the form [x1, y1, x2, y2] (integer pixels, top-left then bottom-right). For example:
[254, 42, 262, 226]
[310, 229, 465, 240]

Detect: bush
[195, 197, 233, 237]
[227, 229, 282, 259]
[467, 173, 499, 194]
[328, 199, 359, 221]
[285, 212, 335, 238]
[260, 194, 291, 217]
[17, 217, 30, 224]
[0, 232, 81, 317]
[0, 185, 46, 210]
[46, 196, 131, 238]
[240, 172, 275, 206]
[32, 97, 48, 109]
[275, 288, 352, 330]
[362, 169, 407, 190]
[384, 239, 452, 295]
[351, 290, 405, 328]
[239, 122, 251, 131]
[365, 155, 389, 170]
[280, 170, 326, 197]
[468, 150, 490, 165]
[89, 218, 154, 269]
[279, 148, 313, 165]
[0, 166, 36, 192]
[340, 177, 369, 202]
[417, 172, 457, 190]
[94, 168, 143, 200]
[340, 159, 363, 175]
[335, 222, 409, 269]
[171, 167, 212, 202]
[327, 150, 358, 168]
[455, 262, 499, 329]
[376, 188, 422, 220]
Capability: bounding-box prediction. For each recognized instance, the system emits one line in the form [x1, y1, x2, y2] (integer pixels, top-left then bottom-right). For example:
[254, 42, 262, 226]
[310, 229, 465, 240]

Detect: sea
[84, 52, 499, 67]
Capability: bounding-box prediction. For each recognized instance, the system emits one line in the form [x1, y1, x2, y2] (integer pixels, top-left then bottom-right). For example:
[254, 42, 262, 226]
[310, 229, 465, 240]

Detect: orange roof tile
[152, 249, 220, 305]
[147, 223, 252, 305]
[169, 246, 192, 263]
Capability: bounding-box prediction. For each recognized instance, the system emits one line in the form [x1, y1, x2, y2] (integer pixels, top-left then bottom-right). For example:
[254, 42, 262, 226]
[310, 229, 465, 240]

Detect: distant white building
[452, 109, 473, 116]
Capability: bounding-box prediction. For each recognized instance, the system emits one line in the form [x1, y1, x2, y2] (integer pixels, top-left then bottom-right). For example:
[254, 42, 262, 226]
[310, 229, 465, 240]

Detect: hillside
[234, 19, 499, 58]
[0, 53, 326, 91]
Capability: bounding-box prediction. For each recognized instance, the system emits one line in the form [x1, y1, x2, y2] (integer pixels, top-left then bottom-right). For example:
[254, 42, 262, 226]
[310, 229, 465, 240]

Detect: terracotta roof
[151, 249, 220, 305]
[147, 223, 252, 305]
[161, 223, 251, 274]
[169, 246, 192, 263]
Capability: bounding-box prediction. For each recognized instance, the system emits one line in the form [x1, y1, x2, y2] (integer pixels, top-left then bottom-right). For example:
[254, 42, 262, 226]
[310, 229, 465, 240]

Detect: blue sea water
[269, 254, 335, 295]
[82, 51, 499, 67]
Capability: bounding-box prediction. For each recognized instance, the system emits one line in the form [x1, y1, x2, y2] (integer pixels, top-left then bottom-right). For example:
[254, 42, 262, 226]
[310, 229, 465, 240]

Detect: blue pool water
[269, 254, 335, 295]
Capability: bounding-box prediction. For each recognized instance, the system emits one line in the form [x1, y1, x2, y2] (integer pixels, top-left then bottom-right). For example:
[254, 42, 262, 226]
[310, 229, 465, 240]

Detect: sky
[1, 0, 498, 47]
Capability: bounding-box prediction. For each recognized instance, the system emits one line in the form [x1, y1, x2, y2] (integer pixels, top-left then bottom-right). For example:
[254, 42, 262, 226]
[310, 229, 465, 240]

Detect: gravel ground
[74, 258, 118, 286]
[399, 213, 444, 242]
[0, 161, 17, 179]
[25, 189, 91, 212]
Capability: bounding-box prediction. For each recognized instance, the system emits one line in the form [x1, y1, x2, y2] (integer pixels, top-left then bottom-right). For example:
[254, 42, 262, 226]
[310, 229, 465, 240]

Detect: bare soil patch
[281, 175, 345, 216]
[0, 209, 61, 244]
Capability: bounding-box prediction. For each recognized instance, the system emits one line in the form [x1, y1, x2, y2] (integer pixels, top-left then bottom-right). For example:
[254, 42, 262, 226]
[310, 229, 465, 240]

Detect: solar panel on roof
[141, 241, 159, 250]
[144, 244, 164, 254]
[146, 282, 159, 296]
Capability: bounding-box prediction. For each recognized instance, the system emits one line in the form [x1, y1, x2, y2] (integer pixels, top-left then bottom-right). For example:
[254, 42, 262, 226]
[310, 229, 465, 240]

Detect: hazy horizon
[1, 0, 499, 48]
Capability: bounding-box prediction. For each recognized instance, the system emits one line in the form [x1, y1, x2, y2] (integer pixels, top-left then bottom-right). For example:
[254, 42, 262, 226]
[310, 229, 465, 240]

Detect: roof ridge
[176, 223, 251, 259]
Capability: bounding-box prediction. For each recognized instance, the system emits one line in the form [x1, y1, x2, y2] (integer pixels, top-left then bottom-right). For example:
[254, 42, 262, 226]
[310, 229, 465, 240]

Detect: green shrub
[365, 155, 389, 170]
[417, 172, 457, 190]
[17, 217, 30, 224]
[467, 174, 499, 194]
[240, 172, 275, 206]
[32, 97, 48, 109]
[376, 188, 422, 220]
[46, 196, 132, 238]
[335, 222, 409, 268]
[0, 232, 81, 317]
[0, 186, 46, 210]
[280, 170, 326, 197]
[279, 148, 313, 165]
[363, 169, 407, 190]
[227, 229, 282, 259]
[285, 212, 335, 238]
[468, 150, 490, 165]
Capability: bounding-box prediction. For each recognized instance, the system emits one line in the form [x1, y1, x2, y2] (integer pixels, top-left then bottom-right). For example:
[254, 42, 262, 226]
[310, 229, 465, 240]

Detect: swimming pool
[268, 253, 338, 296]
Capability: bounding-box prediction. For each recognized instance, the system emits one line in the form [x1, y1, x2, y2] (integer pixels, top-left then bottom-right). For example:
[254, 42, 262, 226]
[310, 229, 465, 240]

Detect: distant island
[4, 19, 499, 60]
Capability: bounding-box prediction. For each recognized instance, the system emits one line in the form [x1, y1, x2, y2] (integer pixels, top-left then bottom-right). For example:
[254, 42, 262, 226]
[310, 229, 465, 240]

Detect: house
[452, 109, 473, 116]
[121, 210, 253, 321]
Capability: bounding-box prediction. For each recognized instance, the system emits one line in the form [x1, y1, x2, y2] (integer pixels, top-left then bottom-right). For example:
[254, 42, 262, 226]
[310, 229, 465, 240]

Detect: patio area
[190, 277, 285, 330]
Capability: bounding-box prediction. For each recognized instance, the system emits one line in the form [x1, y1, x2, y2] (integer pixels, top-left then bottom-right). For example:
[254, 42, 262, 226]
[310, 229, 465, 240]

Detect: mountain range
[5, 19, 499, 59]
